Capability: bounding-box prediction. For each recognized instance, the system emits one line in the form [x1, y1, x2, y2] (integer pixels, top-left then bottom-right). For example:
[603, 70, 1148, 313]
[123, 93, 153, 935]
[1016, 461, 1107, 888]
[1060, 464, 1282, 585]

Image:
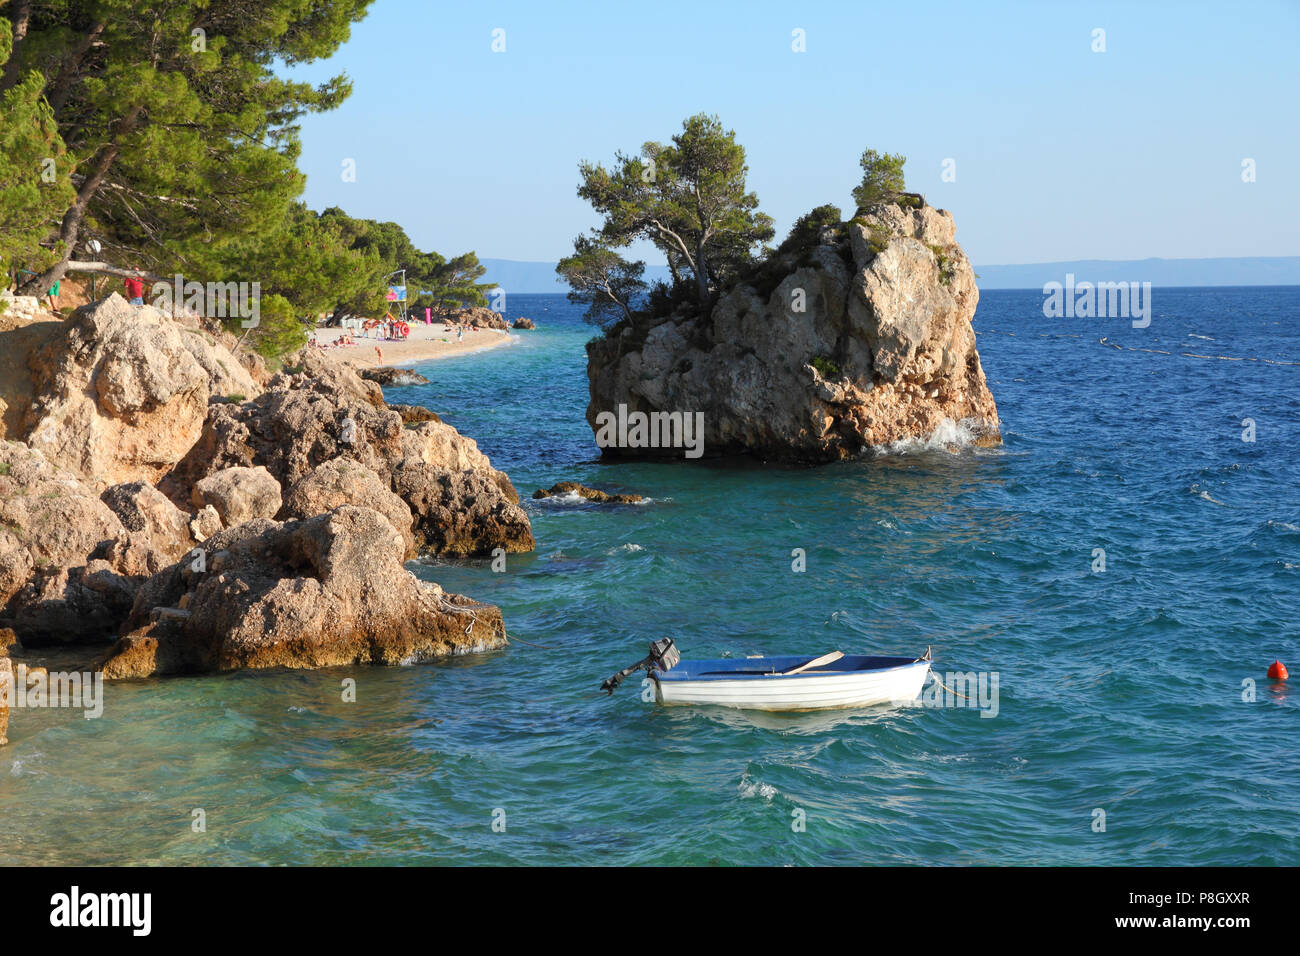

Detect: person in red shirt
[123, 273, 145, 305]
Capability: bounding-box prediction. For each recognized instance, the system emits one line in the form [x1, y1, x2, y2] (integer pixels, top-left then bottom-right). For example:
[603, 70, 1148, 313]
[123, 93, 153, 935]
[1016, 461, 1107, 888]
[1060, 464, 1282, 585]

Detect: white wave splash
[738, 773, 778, 801]
[1190, 485, 1226, 506]
[534, 491, 654, 507]
[878, 418, 981, 455]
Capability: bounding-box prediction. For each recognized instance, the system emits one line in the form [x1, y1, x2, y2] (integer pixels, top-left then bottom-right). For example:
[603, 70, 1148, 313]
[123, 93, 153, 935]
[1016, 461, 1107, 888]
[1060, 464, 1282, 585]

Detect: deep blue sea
[3, 288, 1298, 865]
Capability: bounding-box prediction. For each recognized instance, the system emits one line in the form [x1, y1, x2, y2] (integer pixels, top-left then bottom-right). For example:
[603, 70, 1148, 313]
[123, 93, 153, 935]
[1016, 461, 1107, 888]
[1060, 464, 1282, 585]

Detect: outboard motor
[600, 638, 680, 695]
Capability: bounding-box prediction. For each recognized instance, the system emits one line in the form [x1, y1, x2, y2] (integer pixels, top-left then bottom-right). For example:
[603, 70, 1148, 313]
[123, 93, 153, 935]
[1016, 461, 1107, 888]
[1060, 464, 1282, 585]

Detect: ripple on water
[2, 290, 1299, 864]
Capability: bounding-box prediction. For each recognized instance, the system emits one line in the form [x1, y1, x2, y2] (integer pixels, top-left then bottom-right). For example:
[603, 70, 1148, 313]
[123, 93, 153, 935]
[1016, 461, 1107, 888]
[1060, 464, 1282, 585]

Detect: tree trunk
[59, 260, 165, 281]
[695, 243, 710, 304]
[18, 106, 141, 296]
[47, 21, 105, 113]
[0, 1, 33, 93]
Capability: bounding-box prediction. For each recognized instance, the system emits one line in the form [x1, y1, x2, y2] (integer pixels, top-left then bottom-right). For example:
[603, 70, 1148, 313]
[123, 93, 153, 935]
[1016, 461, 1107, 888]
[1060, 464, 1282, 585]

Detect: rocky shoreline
[1, 295, 533, 734]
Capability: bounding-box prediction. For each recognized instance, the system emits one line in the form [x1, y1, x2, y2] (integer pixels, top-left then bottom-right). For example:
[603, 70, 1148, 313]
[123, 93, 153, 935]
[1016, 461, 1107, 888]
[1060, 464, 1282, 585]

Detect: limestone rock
[511, 317, 536, 330]
[393, 421, 533, 555]
[22, 294, 260, 487]
[0, 291, 42, 322]
[389, 403, 440, 424]
[0, 443, 126, 576]
[453, 306, 508, 330]
[0, 655, 10, 745]
[101, 481, 194, 562]
[280, 457, 416, 559]
[168, 350, 399, 491]
[193, 465, 282, 526]
[391, 462, 534, 556]
[189, 505, 223, 542]
[99, 506, 507, 678]
[585, 198, 999, 461]
[533, 482, 645, 504]
[360, 367, 429, 386]
[170, 355, 533, 557]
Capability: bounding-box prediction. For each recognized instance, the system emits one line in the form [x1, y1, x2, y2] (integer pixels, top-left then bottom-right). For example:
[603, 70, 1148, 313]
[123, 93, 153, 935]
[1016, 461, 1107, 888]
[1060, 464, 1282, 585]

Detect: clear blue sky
[286, 0, 1300, 266]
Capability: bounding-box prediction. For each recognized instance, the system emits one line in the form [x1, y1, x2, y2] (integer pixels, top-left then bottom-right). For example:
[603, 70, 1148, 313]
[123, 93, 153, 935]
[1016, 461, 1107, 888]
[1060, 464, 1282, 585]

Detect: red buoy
[1267, 660, 1289, 680]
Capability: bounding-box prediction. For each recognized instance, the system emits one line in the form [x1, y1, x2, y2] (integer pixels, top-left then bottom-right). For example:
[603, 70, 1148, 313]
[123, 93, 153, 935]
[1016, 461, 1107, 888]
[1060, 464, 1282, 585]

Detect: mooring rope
[505, 634, 562, 650]
[926, 670, 975, 701]
[432, 595, 481, 638]
[432, 594, 562, 649]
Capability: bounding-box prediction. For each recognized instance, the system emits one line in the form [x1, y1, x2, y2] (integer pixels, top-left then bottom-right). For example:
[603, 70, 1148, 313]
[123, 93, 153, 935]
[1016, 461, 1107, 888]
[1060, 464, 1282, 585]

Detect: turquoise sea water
[3, 289, 1298, 865]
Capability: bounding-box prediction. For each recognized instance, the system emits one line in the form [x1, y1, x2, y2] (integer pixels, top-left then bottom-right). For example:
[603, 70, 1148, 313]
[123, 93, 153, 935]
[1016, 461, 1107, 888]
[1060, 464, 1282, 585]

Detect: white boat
[602, 641, 932, 712]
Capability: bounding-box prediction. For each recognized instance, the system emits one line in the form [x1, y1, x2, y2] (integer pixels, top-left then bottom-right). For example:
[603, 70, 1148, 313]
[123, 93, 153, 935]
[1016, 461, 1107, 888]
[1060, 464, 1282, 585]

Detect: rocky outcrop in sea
[454, 306, 509, 330]
[585, 198, 1000, 462]
[360, 366, 429, 386]
[532, 481, 644, 504]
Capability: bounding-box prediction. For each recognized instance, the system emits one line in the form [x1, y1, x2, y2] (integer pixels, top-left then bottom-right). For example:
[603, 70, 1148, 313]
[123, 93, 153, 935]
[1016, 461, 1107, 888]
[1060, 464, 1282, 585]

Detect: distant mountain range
[481, 256, 1300, 293]
[479, 259, 672, 294]
[973, 257, 1300, 289]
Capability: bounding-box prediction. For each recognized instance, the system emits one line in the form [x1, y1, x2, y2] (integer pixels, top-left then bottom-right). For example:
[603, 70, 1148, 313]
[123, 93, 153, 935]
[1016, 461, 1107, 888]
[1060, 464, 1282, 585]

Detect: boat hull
[653, 656, 931, 712]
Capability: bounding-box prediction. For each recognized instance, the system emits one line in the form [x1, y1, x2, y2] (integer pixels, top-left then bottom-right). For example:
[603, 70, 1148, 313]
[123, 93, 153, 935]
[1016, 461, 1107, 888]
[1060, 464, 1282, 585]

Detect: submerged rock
[585, 198, 999, 462]
[532, 481, 645, 504]
[99, 506, 506, 678]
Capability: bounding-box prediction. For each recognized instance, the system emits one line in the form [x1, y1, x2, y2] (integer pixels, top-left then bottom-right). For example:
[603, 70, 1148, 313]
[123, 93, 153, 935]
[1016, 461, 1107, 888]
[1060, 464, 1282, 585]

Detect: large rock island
[586, 198, 1000, 461]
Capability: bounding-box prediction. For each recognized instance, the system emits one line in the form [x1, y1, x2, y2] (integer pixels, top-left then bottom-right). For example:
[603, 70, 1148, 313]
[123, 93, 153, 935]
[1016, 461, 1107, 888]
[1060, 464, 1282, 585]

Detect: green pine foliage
[851, 149, 907, 209]
[0, 4, 495, 360]
[0, 18, 75, 280]
[572, 113, 774, 308]
[556, 234, 647, 332]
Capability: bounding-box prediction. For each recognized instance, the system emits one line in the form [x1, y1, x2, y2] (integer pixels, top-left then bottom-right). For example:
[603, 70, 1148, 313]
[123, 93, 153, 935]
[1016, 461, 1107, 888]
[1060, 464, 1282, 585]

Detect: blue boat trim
[654, 655, 924, 682]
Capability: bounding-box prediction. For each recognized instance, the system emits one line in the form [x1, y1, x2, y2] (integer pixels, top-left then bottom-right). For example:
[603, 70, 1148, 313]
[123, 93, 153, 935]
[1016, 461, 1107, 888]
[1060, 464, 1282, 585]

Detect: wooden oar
[783, 651, 844, 675]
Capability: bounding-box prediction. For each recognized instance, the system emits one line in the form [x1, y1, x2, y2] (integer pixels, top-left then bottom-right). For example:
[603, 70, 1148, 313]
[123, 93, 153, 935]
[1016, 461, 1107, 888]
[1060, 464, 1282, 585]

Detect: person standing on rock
[123, 272, 145, 306]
